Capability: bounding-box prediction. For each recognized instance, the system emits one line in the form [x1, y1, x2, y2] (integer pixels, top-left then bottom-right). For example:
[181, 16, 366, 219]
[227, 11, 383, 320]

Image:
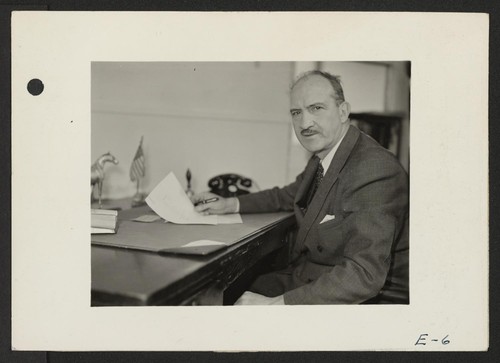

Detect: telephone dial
[208, 174, 253, 198]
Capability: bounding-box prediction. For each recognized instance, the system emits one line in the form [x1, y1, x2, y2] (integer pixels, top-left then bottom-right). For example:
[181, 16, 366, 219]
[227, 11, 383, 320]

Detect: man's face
[290, 75, 350, 159]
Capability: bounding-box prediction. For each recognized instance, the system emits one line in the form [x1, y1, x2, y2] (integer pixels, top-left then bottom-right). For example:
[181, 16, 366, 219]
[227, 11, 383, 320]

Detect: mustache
[301, 127, 318, 136]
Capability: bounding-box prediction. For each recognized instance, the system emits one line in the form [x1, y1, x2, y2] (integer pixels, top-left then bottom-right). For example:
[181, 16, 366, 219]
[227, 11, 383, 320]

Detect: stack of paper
[145, 172, 242, 225]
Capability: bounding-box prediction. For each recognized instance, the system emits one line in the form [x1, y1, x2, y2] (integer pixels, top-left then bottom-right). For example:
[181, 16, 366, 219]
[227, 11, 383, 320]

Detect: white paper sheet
[182, 240, 227, 248]
[145, 172, 242, 225]
[132, 214, 162, 223]
[215, 213, 243, 224]
[90, 227, 115, 234]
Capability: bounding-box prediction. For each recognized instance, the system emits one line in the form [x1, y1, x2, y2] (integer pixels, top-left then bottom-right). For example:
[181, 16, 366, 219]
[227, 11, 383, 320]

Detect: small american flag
[130, 137, 145, 182]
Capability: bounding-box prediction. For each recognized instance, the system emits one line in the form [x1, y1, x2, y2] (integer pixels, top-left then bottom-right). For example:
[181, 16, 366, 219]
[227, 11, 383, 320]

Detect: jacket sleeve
[237, 172, 305, 213]
[284, 154, 409, 304]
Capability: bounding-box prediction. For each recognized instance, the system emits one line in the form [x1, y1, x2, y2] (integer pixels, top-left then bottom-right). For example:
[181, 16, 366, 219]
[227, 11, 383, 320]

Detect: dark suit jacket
[238, 125, 409, 304]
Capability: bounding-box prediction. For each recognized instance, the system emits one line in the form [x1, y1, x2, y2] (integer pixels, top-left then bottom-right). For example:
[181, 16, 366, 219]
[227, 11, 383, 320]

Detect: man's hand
[190, 192, 238, 215]
[234, 291, 284, 305]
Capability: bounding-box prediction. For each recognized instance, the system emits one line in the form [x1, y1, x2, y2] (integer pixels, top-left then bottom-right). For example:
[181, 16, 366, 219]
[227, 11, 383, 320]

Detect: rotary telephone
[208, 173, 253, 198]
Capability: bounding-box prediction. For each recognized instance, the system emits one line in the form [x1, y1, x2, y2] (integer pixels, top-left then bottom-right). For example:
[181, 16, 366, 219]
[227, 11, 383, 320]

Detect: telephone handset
[208, 174, 253, 198]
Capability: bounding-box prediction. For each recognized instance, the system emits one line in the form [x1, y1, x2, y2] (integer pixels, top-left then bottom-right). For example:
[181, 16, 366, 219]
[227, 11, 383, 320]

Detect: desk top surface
[91, 208, 294, 305]
[92, 206, 291, 253]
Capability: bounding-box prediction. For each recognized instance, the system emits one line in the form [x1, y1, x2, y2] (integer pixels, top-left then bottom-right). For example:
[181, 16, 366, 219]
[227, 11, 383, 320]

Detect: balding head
[292, 71, 345, 106]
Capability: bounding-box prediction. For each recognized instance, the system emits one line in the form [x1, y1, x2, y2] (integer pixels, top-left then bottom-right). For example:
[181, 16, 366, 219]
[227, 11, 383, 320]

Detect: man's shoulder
[346, 130, 407, 176]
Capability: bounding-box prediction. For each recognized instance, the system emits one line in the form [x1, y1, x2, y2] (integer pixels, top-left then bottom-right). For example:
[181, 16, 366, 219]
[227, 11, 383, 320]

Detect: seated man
[192, 70, 409, 305]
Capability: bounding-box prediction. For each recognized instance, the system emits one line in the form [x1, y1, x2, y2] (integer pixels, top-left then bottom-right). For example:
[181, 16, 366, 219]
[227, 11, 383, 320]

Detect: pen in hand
[194, 197, 219, 207]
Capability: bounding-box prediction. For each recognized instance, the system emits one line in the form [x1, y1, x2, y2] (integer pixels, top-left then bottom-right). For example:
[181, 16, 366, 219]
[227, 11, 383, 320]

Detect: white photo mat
[11, 12, 488, 351]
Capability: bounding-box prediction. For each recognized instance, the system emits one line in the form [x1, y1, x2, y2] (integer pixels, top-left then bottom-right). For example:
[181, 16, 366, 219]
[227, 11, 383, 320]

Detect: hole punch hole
[27, 79, 44, 96]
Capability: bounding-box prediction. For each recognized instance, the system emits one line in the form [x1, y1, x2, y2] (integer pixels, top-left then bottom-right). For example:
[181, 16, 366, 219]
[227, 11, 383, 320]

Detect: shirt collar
[319, 131, 347, 173]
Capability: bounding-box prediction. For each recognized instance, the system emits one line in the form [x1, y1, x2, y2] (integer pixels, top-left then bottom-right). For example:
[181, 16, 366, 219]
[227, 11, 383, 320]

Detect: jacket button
[316, 245, 323, 252]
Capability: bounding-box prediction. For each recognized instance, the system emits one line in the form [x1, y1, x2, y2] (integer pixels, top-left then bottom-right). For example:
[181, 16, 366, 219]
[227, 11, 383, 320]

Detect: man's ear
[339, 102, 351, 123]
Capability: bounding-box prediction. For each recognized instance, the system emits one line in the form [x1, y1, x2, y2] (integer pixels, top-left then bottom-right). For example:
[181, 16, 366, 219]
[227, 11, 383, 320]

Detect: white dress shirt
[319, 131, 347, 175]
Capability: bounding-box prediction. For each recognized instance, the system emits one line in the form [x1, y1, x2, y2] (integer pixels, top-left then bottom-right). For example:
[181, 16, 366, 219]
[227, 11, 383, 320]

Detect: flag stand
[132, 179, 145, 207]
[130, 136, 146, 207]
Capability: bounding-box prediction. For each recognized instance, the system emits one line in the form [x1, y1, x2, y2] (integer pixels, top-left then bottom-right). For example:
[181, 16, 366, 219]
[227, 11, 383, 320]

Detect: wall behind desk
[92, 62, 294, 199]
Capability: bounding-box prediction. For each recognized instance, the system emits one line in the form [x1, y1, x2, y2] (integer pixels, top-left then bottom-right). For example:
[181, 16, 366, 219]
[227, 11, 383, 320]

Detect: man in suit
[192, 71, 409, 305]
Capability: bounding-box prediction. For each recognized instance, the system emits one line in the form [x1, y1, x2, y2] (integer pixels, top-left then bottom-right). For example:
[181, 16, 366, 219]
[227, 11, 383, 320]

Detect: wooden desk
[91, 210, 295, 306]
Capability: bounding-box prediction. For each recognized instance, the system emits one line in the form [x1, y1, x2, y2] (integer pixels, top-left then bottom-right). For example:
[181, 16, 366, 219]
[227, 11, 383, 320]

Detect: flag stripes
[130, 140, 145, 181]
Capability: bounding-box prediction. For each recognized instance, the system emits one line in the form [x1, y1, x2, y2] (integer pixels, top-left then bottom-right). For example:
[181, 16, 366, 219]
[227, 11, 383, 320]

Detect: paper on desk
[182, 240, 227, 247]
[132, 214, 162, 223]
[145, 172, 242, 225]
[215, 213, 243, 224]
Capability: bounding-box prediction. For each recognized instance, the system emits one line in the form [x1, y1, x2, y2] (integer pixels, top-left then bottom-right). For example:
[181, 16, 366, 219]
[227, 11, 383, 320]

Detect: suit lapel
[294, 126, 361, 250]
[294, 156, 318, 213]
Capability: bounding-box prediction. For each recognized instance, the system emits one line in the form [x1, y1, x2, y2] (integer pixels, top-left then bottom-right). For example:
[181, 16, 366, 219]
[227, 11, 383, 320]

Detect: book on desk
[91, 208, 118, 234]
